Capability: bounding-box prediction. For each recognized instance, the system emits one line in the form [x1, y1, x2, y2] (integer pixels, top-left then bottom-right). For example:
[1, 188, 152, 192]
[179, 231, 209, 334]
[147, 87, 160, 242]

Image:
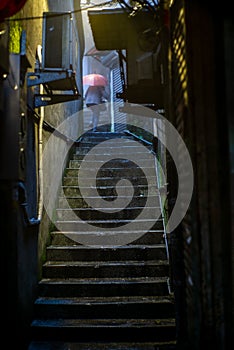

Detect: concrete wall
[18, 0, 85, 277]
[36, 1, 85, 278]
[0, 0, 84, 347]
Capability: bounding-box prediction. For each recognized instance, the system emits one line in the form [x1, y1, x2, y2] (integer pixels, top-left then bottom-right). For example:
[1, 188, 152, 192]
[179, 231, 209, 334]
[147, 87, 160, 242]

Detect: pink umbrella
[83, 73, 108, 86]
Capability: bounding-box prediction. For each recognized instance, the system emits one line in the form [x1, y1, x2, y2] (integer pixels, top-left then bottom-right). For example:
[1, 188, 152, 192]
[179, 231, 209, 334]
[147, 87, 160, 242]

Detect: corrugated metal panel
[112, 67, 126, 132]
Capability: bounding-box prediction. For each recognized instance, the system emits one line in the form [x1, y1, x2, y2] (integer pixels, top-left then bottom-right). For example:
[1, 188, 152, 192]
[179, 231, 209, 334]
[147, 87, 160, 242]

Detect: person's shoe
[93, 127, 97, 132]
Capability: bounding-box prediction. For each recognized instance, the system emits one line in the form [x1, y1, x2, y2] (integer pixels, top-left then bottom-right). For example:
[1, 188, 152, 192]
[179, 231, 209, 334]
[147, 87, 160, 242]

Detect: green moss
[49, 220, 56, 233]
[9, 20, 22, 54]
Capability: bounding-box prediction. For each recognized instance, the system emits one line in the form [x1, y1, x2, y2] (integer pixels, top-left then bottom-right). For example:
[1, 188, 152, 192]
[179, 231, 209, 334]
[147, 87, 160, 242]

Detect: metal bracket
[27, 69, 81, 108]
[34, 93, 80, 108]
[27, 70, 74, 88]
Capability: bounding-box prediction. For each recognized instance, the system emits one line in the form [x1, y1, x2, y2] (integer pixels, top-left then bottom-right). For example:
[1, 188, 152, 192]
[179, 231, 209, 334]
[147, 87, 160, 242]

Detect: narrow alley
[28, 128, 176, 349]
[0, 1, 233, 350]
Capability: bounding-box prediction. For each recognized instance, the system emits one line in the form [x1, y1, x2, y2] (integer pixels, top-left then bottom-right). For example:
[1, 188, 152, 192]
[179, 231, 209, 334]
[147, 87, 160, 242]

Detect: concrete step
[63, 175, 158, 186]
[50, 230, 165, 246]
[34, 295, 175, 319]
[65, 166, 156, 177]
[60, 185, 158, 198]
[28, 340, 177, 350]
[73, 150, 154, 160]
[76, 138, 152, 148]
[38, 277, 169, 297]
[47, 230, 164, 247]
[54, 218, 164, 232]
[42, 260, 169, 279]
[75, 146, 152, 155]
[80, 132, 131, 139]
[46, 245, 168, 262]
[74, 140, 148, 149]
[58, 195, 161, 208]
[56, 206, 161, 221]
[30, 318, 176, 342]
[69, 159, 156, 169]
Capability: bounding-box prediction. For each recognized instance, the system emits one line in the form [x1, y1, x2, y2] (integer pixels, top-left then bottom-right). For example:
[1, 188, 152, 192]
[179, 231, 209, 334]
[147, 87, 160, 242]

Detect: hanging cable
[117, 0, 133, 11]
[5, 1, 115, 22]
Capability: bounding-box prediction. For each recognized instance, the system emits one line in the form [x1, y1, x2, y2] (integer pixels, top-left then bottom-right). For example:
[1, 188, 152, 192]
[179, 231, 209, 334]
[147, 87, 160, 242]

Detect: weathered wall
[169, 0, 233, 348]
[34, 0, 84, 278]
[0, 1, 84, 348]
[0, 2, 49, 348]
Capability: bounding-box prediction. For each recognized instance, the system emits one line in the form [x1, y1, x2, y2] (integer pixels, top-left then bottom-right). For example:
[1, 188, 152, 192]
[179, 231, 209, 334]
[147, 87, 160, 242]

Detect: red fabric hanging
[0, 0, 28, 21]
[0, 1, 10, 11]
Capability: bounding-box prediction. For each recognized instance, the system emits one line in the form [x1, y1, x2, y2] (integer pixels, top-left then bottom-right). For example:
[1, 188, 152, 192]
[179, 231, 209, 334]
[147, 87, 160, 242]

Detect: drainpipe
[36, 45, 44, 222]
[37, 85, 44, 221]
[19, 46, 43, 226]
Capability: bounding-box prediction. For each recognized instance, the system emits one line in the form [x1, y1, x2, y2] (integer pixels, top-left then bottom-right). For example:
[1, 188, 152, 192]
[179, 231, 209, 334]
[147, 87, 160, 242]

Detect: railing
[124, 125, 173, 295]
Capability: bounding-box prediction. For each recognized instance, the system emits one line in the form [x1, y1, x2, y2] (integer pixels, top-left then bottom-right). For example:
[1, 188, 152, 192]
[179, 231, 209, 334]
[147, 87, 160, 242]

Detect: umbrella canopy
[83, 73, 108, 86]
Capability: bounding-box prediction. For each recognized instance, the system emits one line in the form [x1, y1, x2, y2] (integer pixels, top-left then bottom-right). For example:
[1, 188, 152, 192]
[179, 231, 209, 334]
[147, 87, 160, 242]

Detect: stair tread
[63, 175, 158, 179]
[32, 318, 176, 327]
[58, 194, 160, 199]
[75, 143, 150, 146]
[66, 167, 155, 171]
[43, 260, 169, 267]
[28, 340, 177, 350]
[47, 244, 166, 250]
[55, 219, 163, 223]
[56, 206, 161, 211]
[73, 147, 151, 151]
[39, 277, 168, 284]
[51, 229, 164, 234]
[61, 183, 156, 186]
[35, 295, 174, 304]
[69, 162, 155, 166]
[73, 150, 152, 154]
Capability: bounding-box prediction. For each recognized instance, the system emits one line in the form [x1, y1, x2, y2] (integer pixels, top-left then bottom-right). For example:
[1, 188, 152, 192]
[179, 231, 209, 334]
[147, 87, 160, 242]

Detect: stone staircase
[28, 131, 176, 349]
